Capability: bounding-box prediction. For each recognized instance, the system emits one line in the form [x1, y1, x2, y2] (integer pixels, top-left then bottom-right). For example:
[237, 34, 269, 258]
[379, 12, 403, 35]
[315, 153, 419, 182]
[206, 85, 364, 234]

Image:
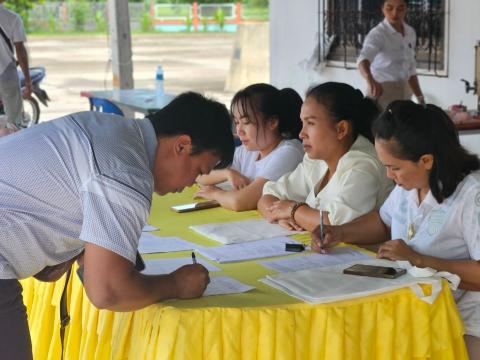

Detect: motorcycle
[0, 66, 50, 128]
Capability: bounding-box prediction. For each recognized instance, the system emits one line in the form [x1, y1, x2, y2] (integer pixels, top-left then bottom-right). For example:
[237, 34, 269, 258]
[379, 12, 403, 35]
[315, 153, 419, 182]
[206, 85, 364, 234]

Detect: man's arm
[14, 42, 31, 98]
[82, 243, 209, 311]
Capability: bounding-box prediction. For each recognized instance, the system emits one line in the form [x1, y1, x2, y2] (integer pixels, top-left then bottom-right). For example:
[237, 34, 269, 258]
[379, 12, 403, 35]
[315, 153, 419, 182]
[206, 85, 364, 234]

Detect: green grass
[242, 6, 269, 20]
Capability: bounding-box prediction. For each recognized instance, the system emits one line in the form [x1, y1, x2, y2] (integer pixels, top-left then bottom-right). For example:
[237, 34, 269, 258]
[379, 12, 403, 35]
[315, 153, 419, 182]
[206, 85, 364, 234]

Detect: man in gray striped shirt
[0, 92, 234, 359]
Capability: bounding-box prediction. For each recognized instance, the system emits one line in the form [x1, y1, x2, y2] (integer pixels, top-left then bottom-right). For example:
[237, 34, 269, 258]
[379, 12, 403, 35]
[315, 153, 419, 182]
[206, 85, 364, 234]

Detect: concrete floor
[28, 33, 236, 122]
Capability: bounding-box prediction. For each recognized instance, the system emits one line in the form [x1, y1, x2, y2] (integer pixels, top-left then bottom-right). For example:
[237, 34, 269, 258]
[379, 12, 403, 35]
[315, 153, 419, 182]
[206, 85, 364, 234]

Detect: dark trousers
[0, 279, 33, 360]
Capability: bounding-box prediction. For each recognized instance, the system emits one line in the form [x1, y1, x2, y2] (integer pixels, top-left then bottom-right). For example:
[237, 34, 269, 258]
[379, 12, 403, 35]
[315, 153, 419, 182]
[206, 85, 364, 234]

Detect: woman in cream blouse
[258, 82, 393, 231]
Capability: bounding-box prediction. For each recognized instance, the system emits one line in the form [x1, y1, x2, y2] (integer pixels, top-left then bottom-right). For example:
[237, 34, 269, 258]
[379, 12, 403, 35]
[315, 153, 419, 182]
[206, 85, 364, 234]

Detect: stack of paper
[138, 233, 196, 254]
[261, 259, 441, 304]
[197, 237, 302, 263]
[260, 247, 372, 273]
[189, 218, 301, 244]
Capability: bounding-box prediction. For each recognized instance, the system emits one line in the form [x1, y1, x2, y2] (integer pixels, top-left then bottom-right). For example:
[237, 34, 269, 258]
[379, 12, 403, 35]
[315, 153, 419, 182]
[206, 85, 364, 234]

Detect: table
[20, 188, 468, 360]
[80, 89, 175, 115]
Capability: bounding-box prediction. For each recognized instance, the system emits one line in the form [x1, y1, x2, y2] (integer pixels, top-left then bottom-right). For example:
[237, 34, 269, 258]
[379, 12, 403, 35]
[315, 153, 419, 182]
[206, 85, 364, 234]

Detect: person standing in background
[357, 0, 425, 110]
[0, 0, 32, 128]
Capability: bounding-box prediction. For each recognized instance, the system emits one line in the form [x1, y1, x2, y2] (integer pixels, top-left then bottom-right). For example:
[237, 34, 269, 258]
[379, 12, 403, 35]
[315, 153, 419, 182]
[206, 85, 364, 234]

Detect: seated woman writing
[312, 100, 480, 359]
[196, 83, 304, 211]
[258, 82, 393, 231]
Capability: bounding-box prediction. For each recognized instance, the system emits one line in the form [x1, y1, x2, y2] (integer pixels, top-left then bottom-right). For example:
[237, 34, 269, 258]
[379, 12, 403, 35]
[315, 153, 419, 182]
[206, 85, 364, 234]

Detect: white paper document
[261, 259, 446, 304]
[142, 224, 158, 232]
[197, 237, 302, 263]
[138, 233, 196, 254]
[189, 218, 301, 244]
[142, 257, 220, 275]
[260, 247, 372, 273]
[203, 276, 255, 296]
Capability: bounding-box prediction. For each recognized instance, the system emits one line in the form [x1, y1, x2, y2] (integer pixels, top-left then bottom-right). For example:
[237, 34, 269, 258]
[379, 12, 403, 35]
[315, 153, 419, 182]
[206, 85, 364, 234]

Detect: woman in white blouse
[196, 83, 304, 211]
[357, 0, 425, 109]
[313, 101, 480, 358]
[258, 82, 393, 232]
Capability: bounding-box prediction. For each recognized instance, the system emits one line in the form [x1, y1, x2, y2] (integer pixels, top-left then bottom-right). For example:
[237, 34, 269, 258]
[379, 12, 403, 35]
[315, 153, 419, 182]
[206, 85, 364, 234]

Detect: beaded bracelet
[290, 202, 307, 226]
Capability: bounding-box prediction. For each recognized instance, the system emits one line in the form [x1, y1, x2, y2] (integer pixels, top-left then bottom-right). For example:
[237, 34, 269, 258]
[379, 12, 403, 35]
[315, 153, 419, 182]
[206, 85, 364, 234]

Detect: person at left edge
[0, 0, 32, 128]
[0, 92, 234, 360]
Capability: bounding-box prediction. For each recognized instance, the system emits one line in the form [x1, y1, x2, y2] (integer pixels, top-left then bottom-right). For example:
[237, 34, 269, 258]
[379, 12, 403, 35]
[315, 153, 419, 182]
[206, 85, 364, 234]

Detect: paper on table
[142, 224, 158, 232]
[189, 218, 302, 244]
[142, 257, 220, 275]
[197, 237, 302, 263]
[203, 276, 255, 296]
[138, 233, 195, 254]
[260, 259, 446, 304]
[260, 247, 372, 273]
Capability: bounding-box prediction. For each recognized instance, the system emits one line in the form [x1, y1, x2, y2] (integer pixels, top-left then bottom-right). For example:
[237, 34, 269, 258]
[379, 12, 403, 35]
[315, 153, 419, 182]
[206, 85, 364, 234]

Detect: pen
[319, 210, 324, 247]
[191, 251, 197, 264]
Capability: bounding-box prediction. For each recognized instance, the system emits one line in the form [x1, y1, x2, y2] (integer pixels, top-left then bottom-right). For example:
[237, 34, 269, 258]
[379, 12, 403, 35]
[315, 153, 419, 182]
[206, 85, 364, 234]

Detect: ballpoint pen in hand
[191, 251, 197, 264]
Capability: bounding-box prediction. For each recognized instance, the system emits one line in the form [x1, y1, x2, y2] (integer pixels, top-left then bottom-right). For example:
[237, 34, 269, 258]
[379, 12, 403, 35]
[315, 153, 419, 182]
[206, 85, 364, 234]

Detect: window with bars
[319, 0, 448, 75]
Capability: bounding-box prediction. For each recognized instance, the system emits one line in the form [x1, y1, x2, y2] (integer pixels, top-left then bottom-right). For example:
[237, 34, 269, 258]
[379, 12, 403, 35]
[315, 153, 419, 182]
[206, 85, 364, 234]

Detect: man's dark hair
[147, 92, 234, 169]
[372, 100, 480, 203]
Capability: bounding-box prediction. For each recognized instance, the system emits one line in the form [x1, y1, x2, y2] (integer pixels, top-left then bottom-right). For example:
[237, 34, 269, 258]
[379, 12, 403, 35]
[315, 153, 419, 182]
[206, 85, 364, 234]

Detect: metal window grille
[319, 0, 448, 75]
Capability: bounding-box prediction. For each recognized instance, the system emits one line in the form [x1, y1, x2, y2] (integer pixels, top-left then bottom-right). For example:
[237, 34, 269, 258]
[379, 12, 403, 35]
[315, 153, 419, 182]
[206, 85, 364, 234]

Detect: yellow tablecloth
[20, 188, 468, 360]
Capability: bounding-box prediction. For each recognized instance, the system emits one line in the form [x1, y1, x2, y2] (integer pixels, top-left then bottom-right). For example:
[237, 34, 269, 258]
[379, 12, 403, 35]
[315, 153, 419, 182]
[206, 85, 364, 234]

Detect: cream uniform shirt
[263, 135, 393, 225]
[379, 172, 480, 337]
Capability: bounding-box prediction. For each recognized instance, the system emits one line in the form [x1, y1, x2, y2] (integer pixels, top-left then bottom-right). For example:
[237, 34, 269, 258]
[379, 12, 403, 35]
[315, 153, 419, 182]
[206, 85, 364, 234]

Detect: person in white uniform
[0, 0, 31, 127]
[0, 92, 235, 359]
[313, 100, 480, 359]
[357, 0, 425, 110]
[196, 83, 304, 211]
[258, 82, 393, 232]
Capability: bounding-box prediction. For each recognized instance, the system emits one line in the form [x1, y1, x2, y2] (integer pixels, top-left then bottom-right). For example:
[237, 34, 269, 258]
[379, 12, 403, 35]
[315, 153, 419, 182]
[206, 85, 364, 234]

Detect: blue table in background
[80, 89, 175, 116]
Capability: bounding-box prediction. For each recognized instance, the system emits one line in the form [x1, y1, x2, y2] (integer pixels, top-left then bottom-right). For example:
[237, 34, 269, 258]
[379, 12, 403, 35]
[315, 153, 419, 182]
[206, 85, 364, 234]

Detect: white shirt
[357, 19, 417, 83]
[263, 135, 393, 225]
[231, 139, 304, 181]
[0, 4, 26, 74]
[0, 112, 157, 279]
[379, 172, 480, 337]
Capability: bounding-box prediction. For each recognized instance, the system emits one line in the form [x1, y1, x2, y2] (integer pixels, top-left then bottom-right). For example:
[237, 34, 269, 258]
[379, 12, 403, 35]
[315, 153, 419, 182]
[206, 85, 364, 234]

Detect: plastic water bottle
[155, 65, 164, 99]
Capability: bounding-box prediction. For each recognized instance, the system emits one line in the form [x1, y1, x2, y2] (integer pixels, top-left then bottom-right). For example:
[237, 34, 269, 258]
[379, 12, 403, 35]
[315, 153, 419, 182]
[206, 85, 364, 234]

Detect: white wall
[269, 0, 480, 109]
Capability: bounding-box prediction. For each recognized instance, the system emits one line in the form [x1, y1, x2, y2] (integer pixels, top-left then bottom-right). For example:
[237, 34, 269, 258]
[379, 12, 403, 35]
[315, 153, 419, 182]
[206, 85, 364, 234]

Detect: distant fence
[27, 2, 267, 33]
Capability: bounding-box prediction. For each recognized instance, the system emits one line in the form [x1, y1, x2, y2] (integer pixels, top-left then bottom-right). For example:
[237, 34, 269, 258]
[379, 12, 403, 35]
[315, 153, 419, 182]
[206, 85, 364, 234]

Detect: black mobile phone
[343, 264, 406, 279]
[171, 200, 220, 213]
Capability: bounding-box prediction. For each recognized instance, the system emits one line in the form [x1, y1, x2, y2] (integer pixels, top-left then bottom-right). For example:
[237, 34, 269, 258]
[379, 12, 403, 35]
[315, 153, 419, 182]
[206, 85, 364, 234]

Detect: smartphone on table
[171, 200, 220, 213]
[343, 264, 406, 279]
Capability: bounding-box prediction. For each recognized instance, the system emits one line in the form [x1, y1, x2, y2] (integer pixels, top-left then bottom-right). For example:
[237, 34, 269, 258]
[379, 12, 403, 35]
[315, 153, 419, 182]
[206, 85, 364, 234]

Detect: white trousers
[0, 62, 23, 126]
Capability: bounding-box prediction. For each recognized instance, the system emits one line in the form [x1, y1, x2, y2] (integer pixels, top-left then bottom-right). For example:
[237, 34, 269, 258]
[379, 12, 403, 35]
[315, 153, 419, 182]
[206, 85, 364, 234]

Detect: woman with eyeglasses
[313, 100, 480, 358]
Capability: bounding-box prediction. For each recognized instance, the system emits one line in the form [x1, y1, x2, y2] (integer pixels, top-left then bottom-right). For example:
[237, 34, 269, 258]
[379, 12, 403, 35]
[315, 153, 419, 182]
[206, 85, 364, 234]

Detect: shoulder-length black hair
[231, 83, 303, 140]
[372, 100, 480, 203]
